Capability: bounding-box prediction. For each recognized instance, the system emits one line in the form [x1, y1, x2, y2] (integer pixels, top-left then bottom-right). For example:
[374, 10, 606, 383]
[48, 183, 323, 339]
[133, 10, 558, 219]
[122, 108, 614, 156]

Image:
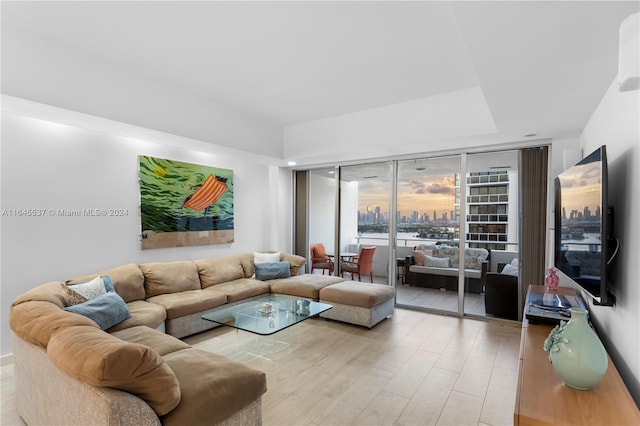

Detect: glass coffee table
[202, 294, 332, 335]
[202, 294, 332, 359]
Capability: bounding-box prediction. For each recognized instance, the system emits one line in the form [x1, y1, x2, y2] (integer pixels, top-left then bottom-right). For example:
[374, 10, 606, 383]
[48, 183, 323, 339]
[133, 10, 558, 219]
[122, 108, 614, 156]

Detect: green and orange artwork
[138, 155, 234, 236]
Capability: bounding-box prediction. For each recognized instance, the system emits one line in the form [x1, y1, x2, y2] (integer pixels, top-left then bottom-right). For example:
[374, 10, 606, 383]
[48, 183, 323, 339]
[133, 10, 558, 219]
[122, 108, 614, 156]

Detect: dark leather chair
[484, 272, 519, 320]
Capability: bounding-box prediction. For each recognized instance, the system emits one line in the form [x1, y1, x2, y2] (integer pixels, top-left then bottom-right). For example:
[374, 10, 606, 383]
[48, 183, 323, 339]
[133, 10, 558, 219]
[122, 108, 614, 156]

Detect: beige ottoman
[268, 274, 345, 300]
[319, 281, 395, 328]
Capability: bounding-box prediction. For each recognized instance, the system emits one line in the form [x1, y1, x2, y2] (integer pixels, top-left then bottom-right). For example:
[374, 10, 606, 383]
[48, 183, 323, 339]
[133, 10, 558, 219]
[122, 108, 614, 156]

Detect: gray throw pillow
[254, 261, 291, 280]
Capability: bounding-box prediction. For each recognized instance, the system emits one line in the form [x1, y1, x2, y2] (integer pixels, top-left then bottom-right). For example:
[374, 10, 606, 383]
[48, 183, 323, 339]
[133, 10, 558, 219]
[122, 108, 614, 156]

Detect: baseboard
[1, 353, 14, 366]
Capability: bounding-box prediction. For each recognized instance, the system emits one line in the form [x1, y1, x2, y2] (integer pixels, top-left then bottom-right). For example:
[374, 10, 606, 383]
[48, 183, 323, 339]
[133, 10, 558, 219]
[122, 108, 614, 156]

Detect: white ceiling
[2, 1, 638, 163]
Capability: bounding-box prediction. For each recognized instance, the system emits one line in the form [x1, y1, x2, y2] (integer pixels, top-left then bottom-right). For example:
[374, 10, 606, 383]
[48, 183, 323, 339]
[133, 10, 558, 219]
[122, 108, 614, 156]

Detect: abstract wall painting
[138, 155, 234, 249]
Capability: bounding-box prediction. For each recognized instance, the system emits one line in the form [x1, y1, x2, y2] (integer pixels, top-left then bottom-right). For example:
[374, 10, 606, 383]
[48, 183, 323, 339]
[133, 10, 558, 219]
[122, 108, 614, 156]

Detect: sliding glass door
[295, 146, 539, 321]
[395, 156, 461, 314]
[338, 162, 392, 284]
[465, 151, 520, 318]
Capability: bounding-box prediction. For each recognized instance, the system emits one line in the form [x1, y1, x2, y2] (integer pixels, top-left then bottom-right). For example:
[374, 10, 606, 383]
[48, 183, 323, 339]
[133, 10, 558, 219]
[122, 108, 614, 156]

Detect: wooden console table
[514, 285, 640, 425]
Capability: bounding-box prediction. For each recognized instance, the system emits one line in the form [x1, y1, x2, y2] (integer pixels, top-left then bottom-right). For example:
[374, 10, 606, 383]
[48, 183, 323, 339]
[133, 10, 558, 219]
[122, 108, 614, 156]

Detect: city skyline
[357, 174, 457, 220]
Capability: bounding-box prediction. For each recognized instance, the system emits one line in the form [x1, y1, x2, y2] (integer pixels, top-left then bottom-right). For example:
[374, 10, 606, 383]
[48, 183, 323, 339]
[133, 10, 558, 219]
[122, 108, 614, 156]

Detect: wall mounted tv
[554, 145, 617, 306]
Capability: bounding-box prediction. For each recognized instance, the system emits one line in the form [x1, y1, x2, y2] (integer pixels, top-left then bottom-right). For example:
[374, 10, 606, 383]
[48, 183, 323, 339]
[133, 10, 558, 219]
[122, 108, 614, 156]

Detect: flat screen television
[554, 145, 617, 306]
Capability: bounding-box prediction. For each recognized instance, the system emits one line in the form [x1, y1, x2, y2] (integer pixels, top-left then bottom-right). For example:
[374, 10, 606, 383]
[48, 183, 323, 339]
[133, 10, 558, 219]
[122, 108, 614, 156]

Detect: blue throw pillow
[254, 261, 291, 280]
[64, 291, 131, 330]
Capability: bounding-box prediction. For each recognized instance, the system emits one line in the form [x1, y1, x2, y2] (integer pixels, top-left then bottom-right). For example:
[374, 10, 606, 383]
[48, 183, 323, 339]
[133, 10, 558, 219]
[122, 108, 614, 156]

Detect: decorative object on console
[545, 267, 559, 291]
[543, 308, 608, 390]
[139, 155, 234, 249]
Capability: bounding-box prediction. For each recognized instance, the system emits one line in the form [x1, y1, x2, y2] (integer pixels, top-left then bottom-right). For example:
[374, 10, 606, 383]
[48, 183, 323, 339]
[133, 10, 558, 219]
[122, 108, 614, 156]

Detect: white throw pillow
[501, 264, 519, 276]
[253, 252, 281, 264]
[67, 276, 113, 300]
[425, 255, 450, 268]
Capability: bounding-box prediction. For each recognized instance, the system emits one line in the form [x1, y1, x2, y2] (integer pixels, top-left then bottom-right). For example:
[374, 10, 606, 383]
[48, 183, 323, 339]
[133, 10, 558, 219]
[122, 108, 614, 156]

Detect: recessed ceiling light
[416, 167, 425, 171]
[328, 171, 335, 174]
[363, 175, 378, 179]
[524, 133, 537, 137]
[287, 161, 296, 166]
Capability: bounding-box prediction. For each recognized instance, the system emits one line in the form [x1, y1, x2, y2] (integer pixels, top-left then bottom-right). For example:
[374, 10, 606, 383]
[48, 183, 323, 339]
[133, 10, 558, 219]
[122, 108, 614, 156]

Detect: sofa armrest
[12, 334, 160, 426]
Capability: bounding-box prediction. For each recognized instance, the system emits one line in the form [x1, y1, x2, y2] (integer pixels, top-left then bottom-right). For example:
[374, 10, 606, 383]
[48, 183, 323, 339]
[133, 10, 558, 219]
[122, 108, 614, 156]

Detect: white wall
[0, 102, 291, 356]
[577, 79, 640, 403]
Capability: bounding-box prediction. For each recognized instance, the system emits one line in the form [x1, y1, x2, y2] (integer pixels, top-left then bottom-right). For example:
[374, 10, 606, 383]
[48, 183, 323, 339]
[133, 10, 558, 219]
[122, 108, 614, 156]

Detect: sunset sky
[358, 174, 457, 217]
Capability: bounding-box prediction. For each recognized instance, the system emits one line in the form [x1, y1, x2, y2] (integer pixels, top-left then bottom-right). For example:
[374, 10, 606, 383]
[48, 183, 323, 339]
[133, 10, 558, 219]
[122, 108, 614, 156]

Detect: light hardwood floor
[1, 308, 521, 426]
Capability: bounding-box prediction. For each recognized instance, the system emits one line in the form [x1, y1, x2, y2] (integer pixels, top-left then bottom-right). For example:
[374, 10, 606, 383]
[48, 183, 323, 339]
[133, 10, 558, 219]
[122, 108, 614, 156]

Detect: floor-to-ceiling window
[300, 168, 337, 275]
[395, 155, 461, 314]
[464, 151, 520, 318]
[339, 162, 392, 284]
[296, 146, 542, 321]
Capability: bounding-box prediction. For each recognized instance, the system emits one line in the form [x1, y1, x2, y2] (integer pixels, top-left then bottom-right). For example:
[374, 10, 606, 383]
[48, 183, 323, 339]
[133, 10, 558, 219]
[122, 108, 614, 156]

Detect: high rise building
[461, 170, 516, 251]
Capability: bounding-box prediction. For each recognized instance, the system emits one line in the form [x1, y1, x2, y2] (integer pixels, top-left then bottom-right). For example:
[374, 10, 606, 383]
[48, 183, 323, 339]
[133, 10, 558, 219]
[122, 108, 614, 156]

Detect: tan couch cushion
[11, 281, 68, 309]
[269, 275, 344, 300]
[162, 348, 267, 426]
[139, 261, 200, 297]
[280, 253, 306, 276]
[319, 282, 395, 308]
[205, 278, 270, 303]
[106, 300, 167, 332]
[110, 326, 190, 356]
[238, 253, 255, 278]
[146, 289, 227, 319]
[66, 263, 146, 303]
[193, 256, 244, 288]
[10, 300, 99, 347]
[47, 325, 181, 416]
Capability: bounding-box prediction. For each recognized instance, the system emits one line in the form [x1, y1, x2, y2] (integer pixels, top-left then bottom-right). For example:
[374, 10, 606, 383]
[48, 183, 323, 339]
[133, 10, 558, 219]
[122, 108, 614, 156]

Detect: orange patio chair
[310, 243, 333, 275]
[340, 246, 376, 282]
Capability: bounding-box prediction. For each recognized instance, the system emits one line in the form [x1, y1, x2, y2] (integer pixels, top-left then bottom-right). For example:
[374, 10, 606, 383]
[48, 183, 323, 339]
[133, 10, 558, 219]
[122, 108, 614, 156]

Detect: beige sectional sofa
[9, 252, 395, 426]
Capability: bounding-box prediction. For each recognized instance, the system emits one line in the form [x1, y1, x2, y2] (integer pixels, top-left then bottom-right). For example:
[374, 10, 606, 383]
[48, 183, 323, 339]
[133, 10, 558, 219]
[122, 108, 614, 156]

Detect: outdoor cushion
[425, 255, 450, 268]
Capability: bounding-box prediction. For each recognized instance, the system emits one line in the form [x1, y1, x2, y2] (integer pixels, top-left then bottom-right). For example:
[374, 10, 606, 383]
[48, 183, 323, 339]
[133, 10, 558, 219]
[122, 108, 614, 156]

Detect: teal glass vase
[543, 308, 608, 390]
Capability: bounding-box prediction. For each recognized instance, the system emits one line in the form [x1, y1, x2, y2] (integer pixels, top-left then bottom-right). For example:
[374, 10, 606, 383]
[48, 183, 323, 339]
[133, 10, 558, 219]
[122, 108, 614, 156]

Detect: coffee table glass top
[202, 294, 332, 336]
